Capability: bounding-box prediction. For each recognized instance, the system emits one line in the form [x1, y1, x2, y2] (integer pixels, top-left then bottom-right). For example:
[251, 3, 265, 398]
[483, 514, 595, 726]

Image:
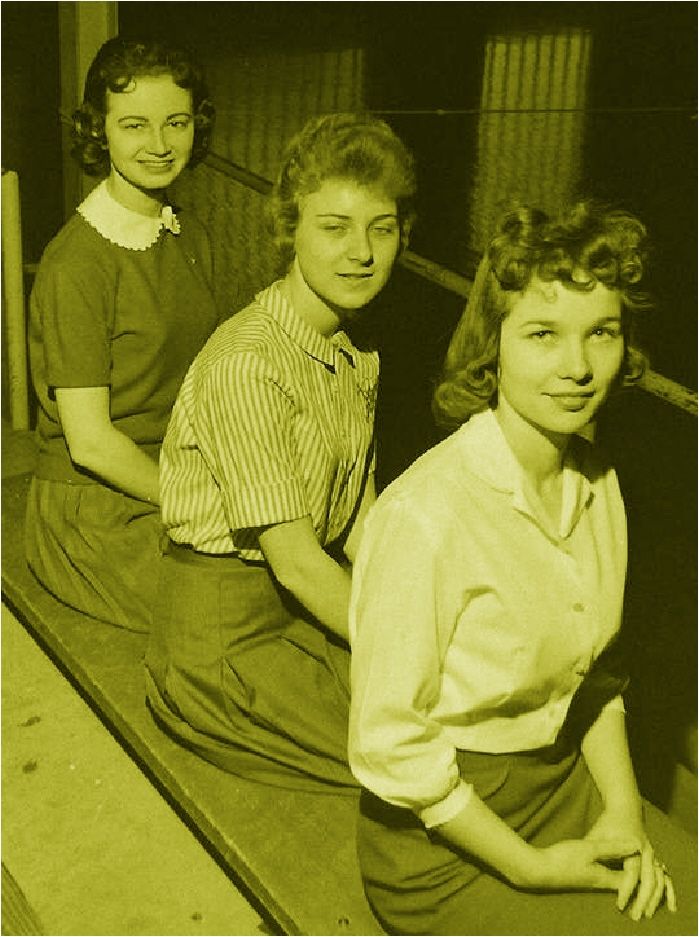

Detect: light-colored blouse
[160, 281, 379, 560]
[348, 408, 627, 829]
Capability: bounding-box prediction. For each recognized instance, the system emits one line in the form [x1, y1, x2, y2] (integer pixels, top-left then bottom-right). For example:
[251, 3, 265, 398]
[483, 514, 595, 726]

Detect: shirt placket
[557, 537, 596, 679]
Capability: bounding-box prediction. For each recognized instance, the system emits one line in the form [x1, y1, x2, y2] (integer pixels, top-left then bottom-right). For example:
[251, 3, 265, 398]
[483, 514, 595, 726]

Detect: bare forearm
[56, 387, 160, 504]
[582, 705, 643, 821]
[276, 552, 352, 640]
[437, 788, 635, 894]
[69, 428, 160, 505]
[259, 517, 352, 641]
[437, 792, 539, 886]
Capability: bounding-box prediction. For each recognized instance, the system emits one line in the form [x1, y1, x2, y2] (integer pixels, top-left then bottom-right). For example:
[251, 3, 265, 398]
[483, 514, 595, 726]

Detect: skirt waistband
[165, 538, 266, 568]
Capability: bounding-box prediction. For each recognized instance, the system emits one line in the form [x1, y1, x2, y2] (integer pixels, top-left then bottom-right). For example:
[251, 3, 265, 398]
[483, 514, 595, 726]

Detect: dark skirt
[25, 476, 162, 632]
[358, 746, 697, 935]
[144, 542, 359, 793]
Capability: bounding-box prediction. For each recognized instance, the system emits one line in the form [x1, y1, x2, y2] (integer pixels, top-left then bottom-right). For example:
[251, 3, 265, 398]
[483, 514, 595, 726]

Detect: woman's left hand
[585, 809, 677, 920]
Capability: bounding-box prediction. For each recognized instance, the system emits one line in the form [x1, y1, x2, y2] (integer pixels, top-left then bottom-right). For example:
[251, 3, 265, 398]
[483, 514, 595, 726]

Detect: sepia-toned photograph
[2, 3, 696, 934]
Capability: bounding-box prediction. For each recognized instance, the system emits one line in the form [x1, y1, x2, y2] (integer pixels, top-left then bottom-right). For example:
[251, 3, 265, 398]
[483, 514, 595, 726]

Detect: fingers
[628, 845, 657, 921]
[665, 870, 678, 914]
[644, 863, 667, 919]
[616, 855, 640, 912]
[626, 849, 676, 921]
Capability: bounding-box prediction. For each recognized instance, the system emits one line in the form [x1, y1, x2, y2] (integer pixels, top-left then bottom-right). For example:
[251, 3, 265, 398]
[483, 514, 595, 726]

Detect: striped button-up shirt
[160, 282, 379, 560]
[349, 408, 627, 828]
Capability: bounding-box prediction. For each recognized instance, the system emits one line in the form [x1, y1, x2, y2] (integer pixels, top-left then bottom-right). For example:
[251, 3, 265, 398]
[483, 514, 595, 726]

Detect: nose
[145, 126, 171, 156]
[347, 227, 373, 265]
[559, 338, 592, 383]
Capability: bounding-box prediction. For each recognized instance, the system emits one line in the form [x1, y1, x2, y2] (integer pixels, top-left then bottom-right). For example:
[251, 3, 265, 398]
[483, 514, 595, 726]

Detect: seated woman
[26, 37, 221, 632]
[145, 113, 416, 792]
[348, 203, 697, 934]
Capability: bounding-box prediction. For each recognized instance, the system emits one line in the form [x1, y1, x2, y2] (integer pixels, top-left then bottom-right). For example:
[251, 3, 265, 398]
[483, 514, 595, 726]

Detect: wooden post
[57, 1, 118, 220]
[2, 171, 30, 430]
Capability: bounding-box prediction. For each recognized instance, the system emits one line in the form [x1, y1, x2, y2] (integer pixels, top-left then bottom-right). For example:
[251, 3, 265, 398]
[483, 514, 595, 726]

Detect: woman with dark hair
[348, 202, 697, 934]
[145, 112, 416, 791]
[26, 37, 221, 632]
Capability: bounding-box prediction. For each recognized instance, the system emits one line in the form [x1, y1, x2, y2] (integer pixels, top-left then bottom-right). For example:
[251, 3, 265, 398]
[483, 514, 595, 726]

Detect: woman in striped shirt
[145, 114, 416, 791]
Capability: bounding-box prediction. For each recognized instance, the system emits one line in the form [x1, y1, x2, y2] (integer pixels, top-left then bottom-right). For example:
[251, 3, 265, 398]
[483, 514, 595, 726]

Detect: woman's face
[293, 177, 401, 316]
[496, 278, 625, 439]
[104, 74, 194, 194]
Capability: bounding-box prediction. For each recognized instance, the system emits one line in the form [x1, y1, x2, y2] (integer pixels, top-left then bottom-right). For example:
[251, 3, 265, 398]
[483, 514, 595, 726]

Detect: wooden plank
[1, 864, 46, 936]
[2, 460, 383, 936]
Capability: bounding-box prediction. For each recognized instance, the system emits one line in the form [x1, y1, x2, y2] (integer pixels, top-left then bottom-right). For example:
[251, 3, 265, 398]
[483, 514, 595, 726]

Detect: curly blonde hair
[432, 201, 650, 433]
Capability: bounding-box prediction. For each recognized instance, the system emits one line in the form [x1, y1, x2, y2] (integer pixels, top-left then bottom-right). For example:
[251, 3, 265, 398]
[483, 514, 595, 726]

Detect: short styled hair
[432, 201, 650, 433]
[71, 36, 214, 176]
[268, 113, 417, 262]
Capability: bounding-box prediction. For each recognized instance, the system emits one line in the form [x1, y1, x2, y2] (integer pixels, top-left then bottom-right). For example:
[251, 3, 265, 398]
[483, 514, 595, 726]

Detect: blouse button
[572, 602, 585, 612]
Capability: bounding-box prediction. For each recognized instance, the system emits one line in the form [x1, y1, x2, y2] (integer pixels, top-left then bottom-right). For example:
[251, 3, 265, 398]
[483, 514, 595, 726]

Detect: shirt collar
[77, 180, 181, 251]
[460, 408, 593, 540]
[254, 281, 357, 369]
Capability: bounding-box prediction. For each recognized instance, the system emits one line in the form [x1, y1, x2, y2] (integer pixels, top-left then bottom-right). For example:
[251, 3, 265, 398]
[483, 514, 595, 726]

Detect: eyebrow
[117, 111, 192, 122]
[519, 314, 622, 328]
[315, 212, 398, 221]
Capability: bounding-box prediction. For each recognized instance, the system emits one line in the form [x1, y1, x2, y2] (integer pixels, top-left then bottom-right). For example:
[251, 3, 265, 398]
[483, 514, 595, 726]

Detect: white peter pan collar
[77, 180, 181, 251]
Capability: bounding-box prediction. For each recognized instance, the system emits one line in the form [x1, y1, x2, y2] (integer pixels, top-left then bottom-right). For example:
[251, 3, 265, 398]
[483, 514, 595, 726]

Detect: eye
[530, 329, 556, 341]
[122, 123, 145, 132]
[168, 118, 191, 129]
[320, 224, 347, 234]
[371, 224, 398, 236]
[591, 325, 622, 340]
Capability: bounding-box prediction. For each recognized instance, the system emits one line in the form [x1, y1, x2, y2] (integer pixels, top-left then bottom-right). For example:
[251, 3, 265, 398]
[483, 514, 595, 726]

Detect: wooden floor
[2, 604, 269, 936]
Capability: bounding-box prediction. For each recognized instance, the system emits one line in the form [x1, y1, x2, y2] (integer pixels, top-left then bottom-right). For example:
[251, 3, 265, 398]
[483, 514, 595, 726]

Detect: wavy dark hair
[71, 37, 214, 176]
[433, 201, 650, 433]
[268, 113, 417, 264]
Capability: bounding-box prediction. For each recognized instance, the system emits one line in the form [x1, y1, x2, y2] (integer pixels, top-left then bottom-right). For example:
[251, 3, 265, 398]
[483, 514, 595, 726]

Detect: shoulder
[33, 215, 116, 296]
[371, 430, 472, 524]
[38, 214, 110, 267]
[189, 301, 288, 386]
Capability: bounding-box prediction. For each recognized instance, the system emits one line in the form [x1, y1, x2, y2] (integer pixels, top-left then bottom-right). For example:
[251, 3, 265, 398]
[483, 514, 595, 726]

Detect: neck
[106, 167, 166, 218]
[280, 258, 341, 338]
[494, 397, 570, 490]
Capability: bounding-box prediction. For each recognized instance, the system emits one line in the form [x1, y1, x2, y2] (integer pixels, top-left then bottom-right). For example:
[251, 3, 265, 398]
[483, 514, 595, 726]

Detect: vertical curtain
[208, 48, 365, 178]
[173, 48, 364, 313]
[469, 29, 591, 250]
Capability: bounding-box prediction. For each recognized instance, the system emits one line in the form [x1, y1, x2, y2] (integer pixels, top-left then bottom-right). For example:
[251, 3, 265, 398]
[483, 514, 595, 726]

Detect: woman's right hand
[523, 838, 641, 893]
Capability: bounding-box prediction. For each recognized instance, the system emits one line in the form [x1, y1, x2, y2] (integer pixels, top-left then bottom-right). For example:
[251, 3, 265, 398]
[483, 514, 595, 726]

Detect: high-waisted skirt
[144, 541, 359, 793]
[25, 476, 162, 632]
[358, 744, 697, 935]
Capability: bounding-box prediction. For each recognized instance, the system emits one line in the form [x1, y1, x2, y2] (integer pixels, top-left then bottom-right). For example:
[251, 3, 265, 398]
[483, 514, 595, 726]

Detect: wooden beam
[57, 2, 118, 219]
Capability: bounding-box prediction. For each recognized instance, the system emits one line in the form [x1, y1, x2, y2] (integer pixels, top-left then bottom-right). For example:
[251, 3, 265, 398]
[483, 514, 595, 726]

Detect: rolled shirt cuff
[417, 778, 474, 829]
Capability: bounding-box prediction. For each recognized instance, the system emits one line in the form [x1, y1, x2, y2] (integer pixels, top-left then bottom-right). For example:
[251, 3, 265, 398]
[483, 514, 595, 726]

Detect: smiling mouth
[548, 393, 596, 409]
[338, 273, 373, 279]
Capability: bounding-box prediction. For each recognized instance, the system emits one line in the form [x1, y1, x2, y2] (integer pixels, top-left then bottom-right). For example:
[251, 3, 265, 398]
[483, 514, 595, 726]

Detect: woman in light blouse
[348, 203, 696, 934]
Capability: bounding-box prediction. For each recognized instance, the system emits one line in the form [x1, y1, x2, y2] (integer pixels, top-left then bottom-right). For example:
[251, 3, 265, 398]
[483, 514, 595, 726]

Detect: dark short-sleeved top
[29, 185, 221, 483]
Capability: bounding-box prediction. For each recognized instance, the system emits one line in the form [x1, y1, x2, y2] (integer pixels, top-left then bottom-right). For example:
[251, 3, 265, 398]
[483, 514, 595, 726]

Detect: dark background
[2, 1, 696, 808]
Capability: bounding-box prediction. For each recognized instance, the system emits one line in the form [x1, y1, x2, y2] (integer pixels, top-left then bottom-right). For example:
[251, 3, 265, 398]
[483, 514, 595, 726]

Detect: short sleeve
[32, 252, 112, 389]
[195, 350, 309, 531]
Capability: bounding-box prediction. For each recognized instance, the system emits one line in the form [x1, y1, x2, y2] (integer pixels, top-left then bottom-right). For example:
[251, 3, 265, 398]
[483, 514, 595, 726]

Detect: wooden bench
[1, 432, 384, 937]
